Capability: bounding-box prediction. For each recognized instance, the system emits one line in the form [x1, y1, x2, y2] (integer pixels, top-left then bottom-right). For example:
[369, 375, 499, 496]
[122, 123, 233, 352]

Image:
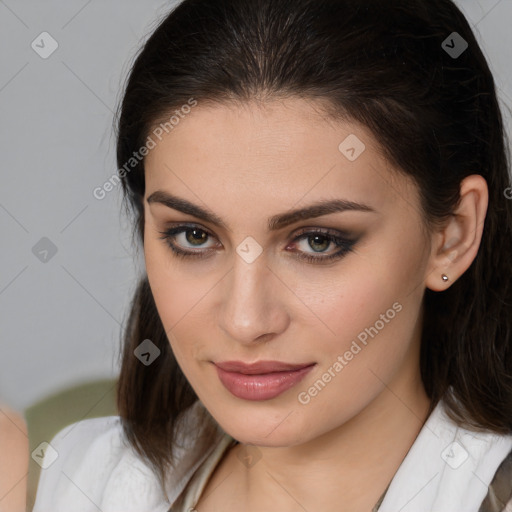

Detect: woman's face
[143, 98, 434, 446]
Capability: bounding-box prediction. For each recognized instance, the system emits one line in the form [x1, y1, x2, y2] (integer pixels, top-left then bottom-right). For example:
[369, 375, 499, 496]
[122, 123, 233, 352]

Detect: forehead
[143, 98, 417, 220]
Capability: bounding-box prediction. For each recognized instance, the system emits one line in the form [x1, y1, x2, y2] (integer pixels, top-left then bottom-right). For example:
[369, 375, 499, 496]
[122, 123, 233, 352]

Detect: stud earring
[442, 274, 449, 282]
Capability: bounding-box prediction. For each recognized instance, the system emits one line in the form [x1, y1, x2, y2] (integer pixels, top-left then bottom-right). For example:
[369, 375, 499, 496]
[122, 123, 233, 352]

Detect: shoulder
[32, 416, 124, 510]
[32, 416, 169, 512]
[35, 414, 123, 464]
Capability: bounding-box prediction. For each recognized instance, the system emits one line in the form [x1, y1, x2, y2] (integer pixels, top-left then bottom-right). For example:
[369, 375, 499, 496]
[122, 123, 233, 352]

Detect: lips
[213, 360, 316, 401]
[214, 360, 315, 374]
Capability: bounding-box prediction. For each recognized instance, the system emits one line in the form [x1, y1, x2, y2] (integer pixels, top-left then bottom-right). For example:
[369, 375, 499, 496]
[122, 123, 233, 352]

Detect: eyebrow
[146, 190, 376, 231]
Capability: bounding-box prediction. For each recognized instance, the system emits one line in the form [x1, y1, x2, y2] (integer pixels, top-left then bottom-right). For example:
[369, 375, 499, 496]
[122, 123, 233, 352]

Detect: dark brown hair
[115, 0, 512, 489]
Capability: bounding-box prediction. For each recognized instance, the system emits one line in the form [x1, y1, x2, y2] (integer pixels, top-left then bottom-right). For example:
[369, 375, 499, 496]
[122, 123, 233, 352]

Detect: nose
[217, 251, 290, 345]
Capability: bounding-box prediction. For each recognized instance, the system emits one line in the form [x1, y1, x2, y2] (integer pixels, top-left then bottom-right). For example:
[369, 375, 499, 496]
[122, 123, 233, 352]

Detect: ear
[425, 174, 488, 292]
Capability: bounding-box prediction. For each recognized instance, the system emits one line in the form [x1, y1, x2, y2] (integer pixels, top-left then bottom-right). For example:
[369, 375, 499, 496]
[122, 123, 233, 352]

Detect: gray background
[1, 0, 511, 411]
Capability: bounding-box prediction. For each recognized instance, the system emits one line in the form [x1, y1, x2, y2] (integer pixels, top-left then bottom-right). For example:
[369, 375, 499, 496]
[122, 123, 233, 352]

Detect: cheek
[307, 239, 425, 364]
[144, 237, 195, 348]
[291, 262, 422, 432]
[145, 230, 197, 321]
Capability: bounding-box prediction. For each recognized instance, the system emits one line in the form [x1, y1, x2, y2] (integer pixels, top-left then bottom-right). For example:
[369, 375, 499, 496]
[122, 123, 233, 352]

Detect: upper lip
[214, 360, 315, 374]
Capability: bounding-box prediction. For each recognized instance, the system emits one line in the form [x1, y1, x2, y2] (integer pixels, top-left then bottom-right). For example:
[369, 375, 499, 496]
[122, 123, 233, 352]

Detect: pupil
[309, 235, 329, 252]
[187, 229, 206, 246]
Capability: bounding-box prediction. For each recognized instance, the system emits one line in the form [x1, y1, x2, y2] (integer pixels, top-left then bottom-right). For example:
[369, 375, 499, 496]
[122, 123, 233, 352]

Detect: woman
[33, 0, 512, 510]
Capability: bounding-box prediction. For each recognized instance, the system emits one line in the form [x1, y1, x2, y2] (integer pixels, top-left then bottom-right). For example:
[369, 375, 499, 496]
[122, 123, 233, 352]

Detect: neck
[236, 378, 432, 512]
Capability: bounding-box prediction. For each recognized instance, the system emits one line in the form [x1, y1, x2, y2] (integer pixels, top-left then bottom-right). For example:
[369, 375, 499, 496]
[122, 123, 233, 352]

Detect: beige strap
[478, 448, 512, 512]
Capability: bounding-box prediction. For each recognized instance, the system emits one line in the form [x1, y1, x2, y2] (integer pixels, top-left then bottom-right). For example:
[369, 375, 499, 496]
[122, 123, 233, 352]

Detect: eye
[158, 224, 218, 259]
[287, 228, 357, 263]
[157, 224, 357, 264]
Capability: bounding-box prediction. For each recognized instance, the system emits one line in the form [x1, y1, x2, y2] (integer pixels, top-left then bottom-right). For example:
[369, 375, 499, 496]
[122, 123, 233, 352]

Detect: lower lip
[214, 364, 315, 401]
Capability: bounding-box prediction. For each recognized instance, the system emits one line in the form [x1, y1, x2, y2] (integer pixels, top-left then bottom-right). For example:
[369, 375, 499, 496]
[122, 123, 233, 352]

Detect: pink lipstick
[214, 360, 316, 401]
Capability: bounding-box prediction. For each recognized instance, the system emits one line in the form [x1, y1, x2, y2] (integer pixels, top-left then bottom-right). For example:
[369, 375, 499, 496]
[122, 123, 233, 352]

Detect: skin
[143, 97, 488, 511]
[0, 405, 28, 512]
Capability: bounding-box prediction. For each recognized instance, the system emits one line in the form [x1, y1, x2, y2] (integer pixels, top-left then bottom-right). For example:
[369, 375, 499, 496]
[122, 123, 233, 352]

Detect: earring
[442, 274, 449, 282]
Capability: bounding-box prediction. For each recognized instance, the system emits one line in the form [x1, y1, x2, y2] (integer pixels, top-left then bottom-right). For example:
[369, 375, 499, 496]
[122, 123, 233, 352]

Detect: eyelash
[157, 224, 357, 264]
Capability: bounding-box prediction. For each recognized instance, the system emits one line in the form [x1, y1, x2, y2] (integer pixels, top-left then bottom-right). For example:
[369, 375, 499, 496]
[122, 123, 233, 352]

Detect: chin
[210, 405, 311, 447]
